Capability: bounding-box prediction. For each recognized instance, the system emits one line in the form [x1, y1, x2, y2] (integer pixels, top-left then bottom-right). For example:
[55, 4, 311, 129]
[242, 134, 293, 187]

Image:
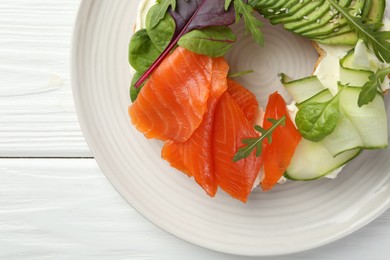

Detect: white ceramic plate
[71, 0, 390, 256]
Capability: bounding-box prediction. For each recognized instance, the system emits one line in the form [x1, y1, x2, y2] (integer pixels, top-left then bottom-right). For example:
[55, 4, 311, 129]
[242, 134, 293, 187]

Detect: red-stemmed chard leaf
[134, 0, 237, 88]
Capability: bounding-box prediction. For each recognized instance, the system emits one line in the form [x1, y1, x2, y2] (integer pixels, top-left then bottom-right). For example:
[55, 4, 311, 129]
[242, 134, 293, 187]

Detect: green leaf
[358, 66, 390, 107]
[150, 0, 176, 29]
[130, 72, 145, 102]
[129, 29, 161, 73]
[178, 26, 237, 57]
[225, 0, 233, 11]
[327, 0, 390, 63]
[247, 0, 263, 10]
[228, 69, 254, 78]
[233, 0, 264, 46]
[233, 116, 286, 162]
[146, 4, 176, 52]
[295, 95, 340, 142]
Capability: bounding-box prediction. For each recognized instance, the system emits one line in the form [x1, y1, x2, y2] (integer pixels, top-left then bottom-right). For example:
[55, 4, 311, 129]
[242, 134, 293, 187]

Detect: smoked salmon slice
[227, 79, 259, 123]
[213, 93, 263, 202]
[128, 47, 213, 142]
[161, 57, 229, 197]
[261, 92, 301, 191]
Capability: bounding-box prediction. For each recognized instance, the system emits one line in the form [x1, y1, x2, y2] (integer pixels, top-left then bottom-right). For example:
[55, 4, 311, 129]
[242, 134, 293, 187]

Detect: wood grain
[0, 159, 389, 260]
[1, 1, 390, 259]
[0, 0, 91, 157]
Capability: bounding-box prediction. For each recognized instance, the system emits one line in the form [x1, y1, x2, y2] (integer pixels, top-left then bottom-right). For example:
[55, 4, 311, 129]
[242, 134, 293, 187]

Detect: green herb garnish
[224, 0, 233, 11]
[146, 4, 176, 52]
[228, 69, 254, 78]
[178, 26, 237, 57]
[233, 116, 286, 162]
[358, 66, 390, 107]
[295, 92, 341, 142]
[150, 0, 176, 29]
[233, 0, 264, 46]
[128, 29, 161, 73]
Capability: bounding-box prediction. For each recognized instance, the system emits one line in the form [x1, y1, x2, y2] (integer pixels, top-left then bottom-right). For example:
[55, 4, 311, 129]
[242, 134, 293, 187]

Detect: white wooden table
[1, 1, 390, 259]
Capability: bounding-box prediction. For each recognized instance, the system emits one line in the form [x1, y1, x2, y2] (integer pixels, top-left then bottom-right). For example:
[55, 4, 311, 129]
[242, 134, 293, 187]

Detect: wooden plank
[0, 0, 91, 157]
[0, 158, 389, 259]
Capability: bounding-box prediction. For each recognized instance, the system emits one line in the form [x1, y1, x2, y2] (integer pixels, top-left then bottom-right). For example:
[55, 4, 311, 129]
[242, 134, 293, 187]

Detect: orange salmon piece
[227, 79, 259, 123]
[129, 47, 213, 142]
[162, 57, 229, 197]
[261, 92, 302, 191]
[213, 93, 263, 202]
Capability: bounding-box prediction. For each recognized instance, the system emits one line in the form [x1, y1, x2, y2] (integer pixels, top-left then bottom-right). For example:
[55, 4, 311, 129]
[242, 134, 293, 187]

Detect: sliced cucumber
[340, 49, 355, 68]
[280, 74, 325, 103]
[322, 110, 364, 156]
[340, 41, 371, 70]
[352, 40, 372, 70]
[339, 67, 373, 87]
[339, 66, 373, 87]
[340, 87, 388, 149]
[285, 139, 361, 181]
[303, 86, 388, 157]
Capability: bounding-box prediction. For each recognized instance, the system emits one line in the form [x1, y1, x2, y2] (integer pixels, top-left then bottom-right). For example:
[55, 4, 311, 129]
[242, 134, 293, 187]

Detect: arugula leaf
[128, 29, 161, 73]
[146, 4, 176, 52]
[233, 0, 264, 46]
[150, 0, 176, 29]
[233, 116, 286, 162]
[228, 69, 254, 78]
[327, 0, 390, 63]
[178, 26, 237, 57]
[225, 0, 233, 11]
[358, 66, 390, 107]
[135, 0, 237, 88]
[295, 94, 340, 142]
[246, 0, 262, 10]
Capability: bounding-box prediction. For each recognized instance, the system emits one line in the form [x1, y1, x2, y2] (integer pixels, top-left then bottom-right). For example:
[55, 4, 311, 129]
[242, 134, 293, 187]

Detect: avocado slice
[267, 0, 312, 22]
[311, 26, 354, 40]
[257, 0, 290, 14]
[320, 0, 386, 46]
[314, 31, 359, 45]
[249, 0, 272, 9]
[366, 0, 386, 23]
[253, 0, 286, 9]
[300, 0, 365, 38]
[252, 0, 386, 46]
[293, 0, 352, 34]
[271, 0, 326, 24]
[361, 0, 373, 18]
[284, 2, 331, 31]
[261, 0, 300, 19]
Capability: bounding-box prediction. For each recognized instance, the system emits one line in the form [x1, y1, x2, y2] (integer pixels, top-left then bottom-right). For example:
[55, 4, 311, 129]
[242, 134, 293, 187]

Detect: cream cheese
[135, 0, 156, 32]
[314, 44, 350, 95]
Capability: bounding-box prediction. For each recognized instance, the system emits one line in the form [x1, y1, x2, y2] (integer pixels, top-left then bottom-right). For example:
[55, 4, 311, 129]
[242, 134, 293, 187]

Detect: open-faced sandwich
[128, 0, 390, 202]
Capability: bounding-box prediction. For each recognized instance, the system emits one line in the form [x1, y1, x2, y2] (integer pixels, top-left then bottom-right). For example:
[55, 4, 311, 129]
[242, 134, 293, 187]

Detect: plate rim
[70, 0, 390, 256]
